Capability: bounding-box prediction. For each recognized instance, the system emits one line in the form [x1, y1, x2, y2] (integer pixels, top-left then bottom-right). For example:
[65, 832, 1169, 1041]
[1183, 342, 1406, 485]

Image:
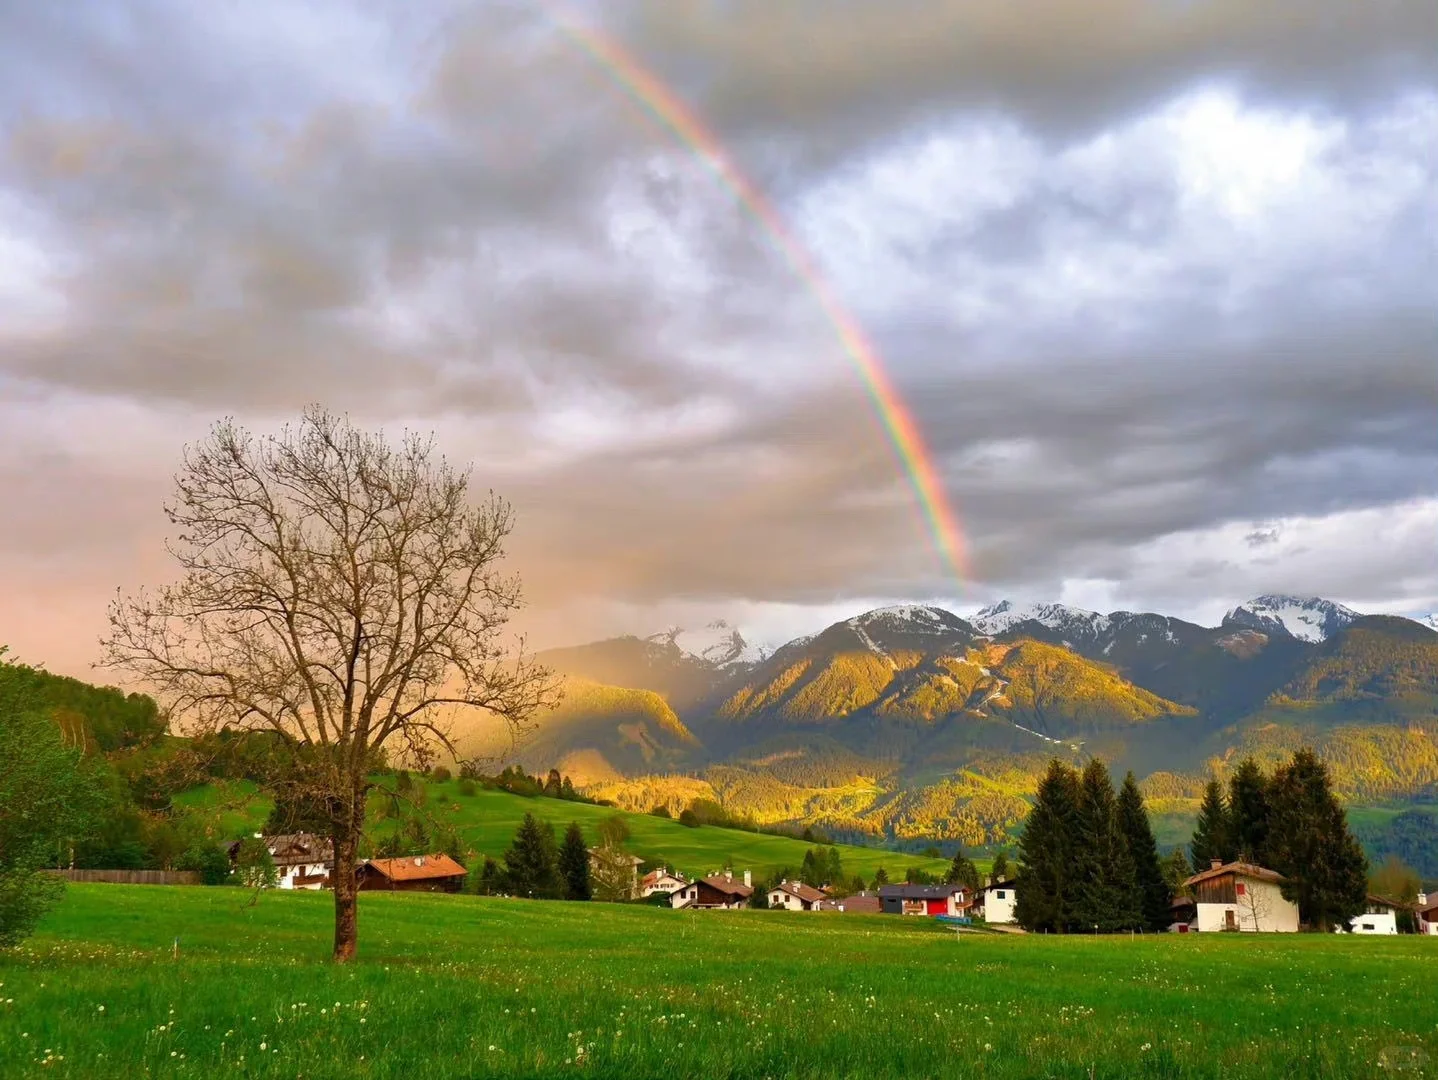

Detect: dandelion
[259, 1042, 267, 1052]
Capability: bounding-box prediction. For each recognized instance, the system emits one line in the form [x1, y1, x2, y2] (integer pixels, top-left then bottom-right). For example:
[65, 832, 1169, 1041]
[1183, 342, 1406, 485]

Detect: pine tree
[800, 849, 819, 887]
[1266, 749, 1368, 931]
[825, 847, 843, 887]
[873, 867, 889, 887]
[990, 850, 1010, 883]
[1161, 848, 1192, 897]
[558, 822, 591, 901]
[503, 812, 560, 899]
[946, 849, 981, 891]
[1016, 760, 1083, 932]
[1117, 771, 1170, 932]
[1190, 778, 1233, 870]
[1073, 760, 1141, 932]
[1227, 758, 1272, 864]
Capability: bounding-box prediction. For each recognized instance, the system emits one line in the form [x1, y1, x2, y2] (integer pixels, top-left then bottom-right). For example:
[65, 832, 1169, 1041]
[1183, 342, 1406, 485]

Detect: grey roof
[878, 884, 962, 900]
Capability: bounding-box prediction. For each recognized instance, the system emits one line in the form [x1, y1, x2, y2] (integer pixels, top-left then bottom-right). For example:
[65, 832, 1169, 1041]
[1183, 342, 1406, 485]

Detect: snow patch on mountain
[1422, 614, 1438, 632]
[848, 621, 898, 670]
[970, 600, 1111, 637]
[648, 620, 761, 667]
[849, 605, 967, 634]
[1222, 596, 1360, 644]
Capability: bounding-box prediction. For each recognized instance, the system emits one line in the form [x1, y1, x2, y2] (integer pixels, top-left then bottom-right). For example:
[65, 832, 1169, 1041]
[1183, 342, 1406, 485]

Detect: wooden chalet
[1182, 860, 1299, 932]
[228, 832, 333, 890]
[670, 870, 753, 909]
[356, 853, 467, 893]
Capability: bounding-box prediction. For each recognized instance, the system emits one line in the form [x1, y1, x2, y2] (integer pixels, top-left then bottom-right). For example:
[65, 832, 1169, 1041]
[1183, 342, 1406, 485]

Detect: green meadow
[173, 779, 956, 883]
[3, 884, 1434, 1079]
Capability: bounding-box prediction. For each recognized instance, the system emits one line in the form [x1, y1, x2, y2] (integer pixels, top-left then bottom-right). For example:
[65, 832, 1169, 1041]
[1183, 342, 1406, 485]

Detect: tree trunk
[332, 818, 360, 963]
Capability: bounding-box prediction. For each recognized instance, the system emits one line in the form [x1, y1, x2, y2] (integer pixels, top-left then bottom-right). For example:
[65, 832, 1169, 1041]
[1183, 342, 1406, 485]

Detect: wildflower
[259, 1042, 267, 1052]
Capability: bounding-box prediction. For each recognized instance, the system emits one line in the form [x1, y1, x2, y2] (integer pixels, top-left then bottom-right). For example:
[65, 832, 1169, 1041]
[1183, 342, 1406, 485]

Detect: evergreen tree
[946, 848, 982, 891]
[990, 850, 1010, 883]
[1072, 760, 1140, 932]
[558, 822, 591, 901]
[544, 769, 563, 797]
[825, 847, 843, 886]
[800, 849, 820, 887]
[1265, 749, 1368, 931]
[873, 867, 889, 887]
[1190, 778, 1233, 870]
[1016, 760, 1083, 932]
[477, 856, 504, 896]
[503, 812, 561, 899]
[1227, 758, 1272, 863]
[1117, 772, 1170, 931]
[1161, 848, 1192, 897]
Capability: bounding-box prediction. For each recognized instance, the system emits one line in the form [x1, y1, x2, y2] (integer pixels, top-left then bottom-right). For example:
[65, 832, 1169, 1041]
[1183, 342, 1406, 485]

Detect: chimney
[725, 869, 732, 882]
[1210, 859, 1222, 870]
[416, 856, 425, 867]
[743, 870, 751, 888]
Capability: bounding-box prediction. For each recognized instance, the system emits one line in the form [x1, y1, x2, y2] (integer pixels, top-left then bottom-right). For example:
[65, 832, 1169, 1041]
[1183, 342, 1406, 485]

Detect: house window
[1235, 883, 1246, 896]
[1361, 923, 1375, 931]
[996, 891, 1006, 900]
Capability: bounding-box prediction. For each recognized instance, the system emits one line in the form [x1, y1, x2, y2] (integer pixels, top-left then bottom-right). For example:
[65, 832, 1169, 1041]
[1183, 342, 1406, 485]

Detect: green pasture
[2, 884, 1433, 1079]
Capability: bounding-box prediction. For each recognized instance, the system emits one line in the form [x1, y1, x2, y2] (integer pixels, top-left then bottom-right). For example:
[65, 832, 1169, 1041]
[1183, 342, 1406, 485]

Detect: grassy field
[173, 779, 956, 883]
[3, 885, 1434, 1079]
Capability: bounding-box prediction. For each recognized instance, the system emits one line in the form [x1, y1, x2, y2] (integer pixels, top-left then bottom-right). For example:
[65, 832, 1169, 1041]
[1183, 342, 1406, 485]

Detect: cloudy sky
[2, 0, 1436, 675]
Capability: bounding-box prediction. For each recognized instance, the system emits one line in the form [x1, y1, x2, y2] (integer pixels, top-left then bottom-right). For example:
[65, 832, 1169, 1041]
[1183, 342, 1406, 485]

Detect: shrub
[177, 843, 233, 886]
[431, 766, 453, 784]
[458, 779, 477, 797]
[649, 805, 672, 818]
[678, 809, 700, 828]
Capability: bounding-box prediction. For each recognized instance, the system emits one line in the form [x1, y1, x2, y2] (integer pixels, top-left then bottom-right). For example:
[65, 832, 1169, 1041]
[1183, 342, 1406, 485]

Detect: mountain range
[479, 596, 1438, 857]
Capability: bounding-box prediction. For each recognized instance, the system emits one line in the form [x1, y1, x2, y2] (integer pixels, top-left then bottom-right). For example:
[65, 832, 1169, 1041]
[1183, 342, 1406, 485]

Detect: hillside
[175, 778, 955, 884]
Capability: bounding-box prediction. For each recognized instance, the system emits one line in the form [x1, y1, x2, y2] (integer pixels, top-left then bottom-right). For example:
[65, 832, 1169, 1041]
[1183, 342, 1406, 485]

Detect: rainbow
[540, 4, 967, 582]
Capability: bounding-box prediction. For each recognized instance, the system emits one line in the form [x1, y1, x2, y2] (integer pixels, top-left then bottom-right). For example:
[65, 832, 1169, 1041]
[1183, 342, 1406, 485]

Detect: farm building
[229, 833, 333, 890]
[640, 867, 687, 898]
[768, 880, 826, 911]
[670, 870, 753, 909]
[1183, 860, 1299, 932]
[983, 879, 1018, 924]
[878, 884, 969, 917]
[818, 891, 882, 914]
[356, 853, 467, 893]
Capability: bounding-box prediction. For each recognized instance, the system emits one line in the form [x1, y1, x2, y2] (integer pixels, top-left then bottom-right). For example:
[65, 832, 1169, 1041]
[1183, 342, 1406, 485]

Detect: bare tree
[102, 408, 558, 960]
[1236, 880, 1274, 932]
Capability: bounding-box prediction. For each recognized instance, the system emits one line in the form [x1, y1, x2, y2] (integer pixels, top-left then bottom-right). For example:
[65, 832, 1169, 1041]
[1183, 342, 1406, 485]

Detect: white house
[768, 880, 826, 911]
[1183, 860, 1300, 933]
[1337, 896, 1401, 935]
[231, 832, 333, 890]
[983, 879, 1017, 925]
[639, 867, 687, 898]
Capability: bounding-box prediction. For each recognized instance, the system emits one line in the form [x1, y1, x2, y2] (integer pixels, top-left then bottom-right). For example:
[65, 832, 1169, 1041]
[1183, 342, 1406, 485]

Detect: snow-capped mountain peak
[1221, 596, 1360, 644]
[970, 601, 1111, 638]
[848, 605, 967, 634]
[1420, 614, 1437, 632]
[647, 620, 761, 667]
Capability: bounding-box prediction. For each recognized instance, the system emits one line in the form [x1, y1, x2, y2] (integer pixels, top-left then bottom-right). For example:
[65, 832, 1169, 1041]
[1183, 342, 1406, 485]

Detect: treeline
[1189, 750, 1370, 930]
[1017, 761, 1173, 933]
[469, 812, 633, 902]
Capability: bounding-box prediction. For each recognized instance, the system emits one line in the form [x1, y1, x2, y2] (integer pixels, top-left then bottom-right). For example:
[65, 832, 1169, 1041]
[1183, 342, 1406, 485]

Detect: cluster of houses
[232, 834, 1438, 934]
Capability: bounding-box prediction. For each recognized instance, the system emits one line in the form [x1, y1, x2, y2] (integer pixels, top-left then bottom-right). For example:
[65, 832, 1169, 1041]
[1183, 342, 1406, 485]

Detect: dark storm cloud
[0, 0, 1435, 675]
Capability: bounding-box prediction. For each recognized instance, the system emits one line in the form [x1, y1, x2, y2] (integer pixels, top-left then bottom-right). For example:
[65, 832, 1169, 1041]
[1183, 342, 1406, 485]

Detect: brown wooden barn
[356, 853, 467, 893]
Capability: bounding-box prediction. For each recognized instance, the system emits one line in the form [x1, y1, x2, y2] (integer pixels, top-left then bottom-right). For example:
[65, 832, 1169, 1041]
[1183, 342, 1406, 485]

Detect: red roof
[700, 874, 753, 898]
[362, 853, 467, 882]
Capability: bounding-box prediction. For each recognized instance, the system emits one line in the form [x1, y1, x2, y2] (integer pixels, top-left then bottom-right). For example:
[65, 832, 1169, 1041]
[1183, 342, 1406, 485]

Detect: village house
[768, 880, 826, 911]
[229, 832, 333, 890]
[639, 866, 687, 898]
[878, 883, 969, 917]
[1337, 896, 1402, 935]
[983, 879, 1017, 924]
[1183, 860, 1300, 932]
[356, 853, 467, 893]
[1420, 896, 1438, 936]
[670, 870, 753, 909]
